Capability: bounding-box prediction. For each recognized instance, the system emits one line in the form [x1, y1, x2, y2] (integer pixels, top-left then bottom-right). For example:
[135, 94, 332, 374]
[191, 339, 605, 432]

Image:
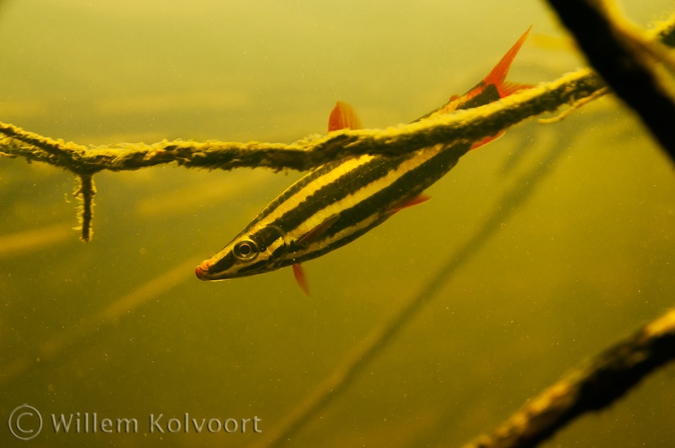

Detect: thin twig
[538, 87, 608, 123]
[74, 174, 96, 242]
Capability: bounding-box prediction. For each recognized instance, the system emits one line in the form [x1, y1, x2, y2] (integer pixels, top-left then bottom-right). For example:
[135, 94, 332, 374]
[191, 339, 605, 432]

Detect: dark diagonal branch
[545, 0, 675, 164]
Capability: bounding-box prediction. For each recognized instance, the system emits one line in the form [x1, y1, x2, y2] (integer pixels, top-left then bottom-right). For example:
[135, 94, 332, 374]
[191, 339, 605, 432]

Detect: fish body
[196, 28, 531, 287]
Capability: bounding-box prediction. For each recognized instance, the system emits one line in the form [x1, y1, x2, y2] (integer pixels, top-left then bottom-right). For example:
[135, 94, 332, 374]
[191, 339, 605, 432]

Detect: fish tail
[482, 26, 533, 98]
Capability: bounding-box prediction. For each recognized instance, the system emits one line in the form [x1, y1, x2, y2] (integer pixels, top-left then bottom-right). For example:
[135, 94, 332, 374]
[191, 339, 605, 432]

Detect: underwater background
[1, 0, 675, 446]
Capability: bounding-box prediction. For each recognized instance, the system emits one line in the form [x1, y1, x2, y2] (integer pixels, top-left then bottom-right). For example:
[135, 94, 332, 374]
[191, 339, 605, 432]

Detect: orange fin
[428, 28, 532, 117]
[388, 194, 431, 215]
[293, 263, 310, 296]
[482, 26, 532, 98]
[299, 215, 340, 244]
[328, 101, 362, 132]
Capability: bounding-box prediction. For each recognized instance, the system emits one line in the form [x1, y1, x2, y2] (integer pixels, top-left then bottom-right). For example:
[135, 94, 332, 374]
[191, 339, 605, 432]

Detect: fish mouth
[195, 255, 274, 281]
[195, 259, 236, 281]
[195, 264, 209, 280]
[195, 259, 219, 281]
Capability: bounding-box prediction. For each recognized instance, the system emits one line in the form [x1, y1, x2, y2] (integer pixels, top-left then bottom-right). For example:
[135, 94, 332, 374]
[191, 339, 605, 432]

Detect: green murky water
[2, 1, 675, 446]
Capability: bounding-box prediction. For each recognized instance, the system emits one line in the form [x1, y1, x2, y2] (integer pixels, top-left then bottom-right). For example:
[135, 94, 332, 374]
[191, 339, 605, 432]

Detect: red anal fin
[293, 263, 310, 296]
[299, 215, 340, 244]
[388, 194, 431, 215]
[328, 101, 362, 132]
[482, 26, 532, 98]
[470, 131, 505, 150]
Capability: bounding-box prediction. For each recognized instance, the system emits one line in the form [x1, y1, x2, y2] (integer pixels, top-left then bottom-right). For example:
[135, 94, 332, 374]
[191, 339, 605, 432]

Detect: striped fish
[196, 28, 531, 293]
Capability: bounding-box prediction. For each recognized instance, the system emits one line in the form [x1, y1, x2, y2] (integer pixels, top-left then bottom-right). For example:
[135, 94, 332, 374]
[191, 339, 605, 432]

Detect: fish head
[195, 225, 287, 281]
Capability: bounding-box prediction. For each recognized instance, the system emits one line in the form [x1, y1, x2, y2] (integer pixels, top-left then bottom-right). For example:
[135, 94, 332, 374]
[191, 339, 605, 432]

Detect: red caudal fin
[293, 263, 310, 296]
[481, 26, 533, 98]
[328, 101, 362, 132]
[427, 27, 533, 118]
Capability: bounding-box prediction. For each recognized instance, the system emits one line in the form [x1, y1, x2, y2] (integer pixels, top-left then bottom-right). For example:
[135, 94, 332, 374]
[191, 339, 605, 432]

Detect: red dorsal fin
[482, 26, 532, 98]
[292, 263, 310, 296]
[388, 194, 431, 215]
[328, 101, 362, 132]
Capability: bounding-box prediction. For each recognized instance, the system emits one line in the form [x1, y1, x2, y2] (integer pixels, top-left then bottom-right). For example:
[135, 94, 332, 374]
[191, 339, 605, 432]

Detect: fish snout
[195, 260, 211, 280]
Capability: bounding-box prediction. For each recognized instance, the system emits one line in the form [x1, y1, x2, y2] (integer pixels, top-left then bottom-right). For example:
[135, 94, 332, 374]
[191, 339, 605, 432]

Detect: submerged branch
[1, 70, 602, 174]
[0, 67, 605, 241]
[545, 0, 675, 164]
[3, 5, 675, 175]
[462, 306, 675, 448]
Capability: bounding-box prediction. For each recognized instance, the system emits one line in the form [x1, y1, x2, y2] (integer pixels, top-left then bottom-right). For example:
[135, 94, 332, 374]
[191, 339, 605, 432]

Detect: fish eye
[233, 239, 258, 261]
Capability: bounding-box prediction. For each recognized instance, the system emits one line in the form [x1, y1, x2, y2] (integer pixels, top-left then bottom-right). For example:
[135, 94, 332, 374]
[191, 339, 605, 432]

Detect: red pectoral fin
[293, 263, 310, 296]
[388, 194, 431, 215]
[328, 101, 362, 132]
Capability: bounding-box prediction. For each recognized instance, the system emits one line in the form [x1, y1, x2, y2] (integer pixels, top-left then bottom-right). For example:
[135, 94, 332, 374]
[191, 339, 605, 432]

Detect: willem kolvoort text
[50, 412, 262, 434]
